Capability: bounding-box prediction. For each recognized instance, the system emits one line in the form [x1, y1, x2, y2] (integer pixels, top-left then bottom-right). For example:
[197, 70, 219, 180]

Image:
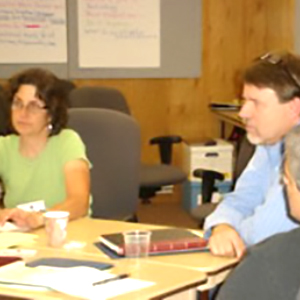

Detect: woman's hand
[0, 208, 19, 226]
[14, 210, 43, 229]
[0, 208, 43, 229]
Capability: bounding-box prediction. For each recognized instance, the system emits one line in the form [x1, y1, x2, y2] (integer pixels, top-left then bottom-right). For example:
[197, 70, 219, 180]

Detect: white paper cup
[123, 230, 151, 258]
[43, 211, 69, 247]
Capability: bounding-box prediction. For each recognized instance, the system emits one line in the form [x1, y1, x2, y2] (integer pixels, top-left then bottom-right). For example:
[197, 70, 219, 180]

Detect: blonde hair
[284, 125, 300, 190]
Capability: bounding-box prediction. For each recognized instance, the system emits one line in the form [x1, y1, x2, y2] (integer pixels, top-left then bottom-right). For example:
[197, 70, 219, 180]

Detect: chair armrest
[149, 135, 183, 164]
[150, 135, 182, 144]
[193, 169, 225, 204]
[193, 169, 224, 181]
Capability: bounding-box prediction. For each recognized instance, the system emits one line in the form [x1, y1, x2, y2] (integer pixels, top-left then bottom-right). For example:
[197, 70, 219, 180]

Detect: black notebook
[26, 258, 113, 270]
[99, 228, 208, 256]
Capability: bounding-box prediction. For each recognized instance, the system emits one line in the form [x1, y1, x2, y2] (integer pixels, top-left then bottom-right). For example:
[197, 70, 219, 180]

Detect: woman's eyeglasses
[259, 52, 300, 91]
[11, 100, 47, 114]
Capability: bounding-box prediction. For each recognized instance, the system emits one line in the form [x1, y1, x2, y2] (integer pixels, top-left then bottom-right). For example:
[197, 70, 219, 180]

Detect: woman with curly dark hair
[0, 68, 90, 229]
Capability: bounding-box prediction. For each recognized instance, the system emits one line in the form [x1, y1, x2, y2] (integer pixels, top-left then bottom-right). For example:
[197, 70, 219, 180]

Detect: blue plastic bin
[182, 180, 232, 212]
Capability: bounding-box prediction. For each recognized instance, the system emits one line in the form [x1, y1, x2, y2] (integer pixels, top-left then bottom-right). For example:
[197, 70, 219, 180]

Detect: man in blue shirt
[216, 123, 300, 300]
[204, 51, 300, 259]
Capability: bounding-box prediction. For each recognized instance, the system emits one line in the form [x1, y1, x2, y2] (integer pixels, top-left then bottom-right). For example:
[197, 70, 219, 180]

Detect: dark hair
[6, 68, 69, 136]
[0, 84, 11, 136]
[243, 51, 300, 103]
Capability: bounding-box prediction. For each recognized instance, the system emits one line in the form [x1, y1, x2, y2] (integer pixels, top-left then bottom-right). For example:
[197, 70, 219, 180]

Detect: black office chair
[57, 79, 77, 106]
[68, 108, 141, 221]
[191, 133, 255, 228]
[68, 86, 187, 204]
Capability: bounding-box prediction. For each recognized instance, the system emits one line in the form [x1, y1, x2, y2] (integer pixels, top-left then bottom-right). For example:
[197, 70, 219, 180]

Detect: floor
[137, 189, 199, 229]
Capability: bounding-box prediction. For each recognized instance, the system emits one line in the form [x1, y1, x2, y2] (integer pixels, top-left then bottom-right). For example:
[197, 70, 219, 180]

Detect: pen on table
[93, 273, 130, 286]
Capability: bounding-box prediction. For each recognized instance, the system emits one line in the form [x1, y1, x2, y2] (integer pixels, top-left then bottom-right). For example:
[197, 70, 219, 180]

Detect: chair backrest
[68, 108, 141, 220]
[57, 79, 77, 106]
[69, 86, 131, 115]
[232, 135, 255, 185]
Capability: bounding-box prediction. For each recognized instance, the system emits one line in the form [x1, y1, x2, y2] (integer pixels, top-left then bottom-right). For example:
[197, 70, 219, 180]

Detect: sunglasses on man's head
[259, 52, 300, 91]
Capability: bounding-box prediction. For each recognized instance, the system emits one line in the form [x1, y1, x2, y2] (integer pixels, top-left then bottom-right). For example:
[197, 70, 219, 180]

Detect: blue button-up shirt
[204, 141, 299, 246]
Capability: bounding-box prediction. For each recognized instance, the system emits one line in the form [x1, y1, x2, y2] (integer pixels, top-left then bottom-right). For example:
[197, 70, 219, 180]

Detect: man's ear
[289, 97, 300, 119]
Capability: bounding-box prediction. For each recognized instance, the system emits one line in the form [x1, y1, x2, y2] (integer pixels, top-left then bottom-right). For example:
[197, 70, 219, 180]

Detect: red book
[0, 256, 22, 267]
[99, 228, 208, 256]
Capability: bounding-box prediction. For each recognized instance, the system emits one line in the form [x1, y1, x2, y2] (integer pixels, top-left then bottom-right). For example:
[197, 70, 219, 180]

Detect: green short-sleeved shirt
[0, 129, 88, 209]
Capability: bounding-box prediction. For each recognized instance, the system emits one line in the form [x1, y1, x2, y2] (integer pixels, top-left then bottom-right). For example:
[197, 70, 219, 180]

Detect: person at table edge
[216, 124, 300, 300]
[204, 51, 300, 258]
[0, 68, 90, 229]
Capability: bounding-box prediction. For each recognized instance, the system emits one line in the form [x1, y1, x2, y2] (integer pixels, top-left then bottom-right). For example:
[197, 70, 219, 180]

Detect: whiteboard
[0, 0, 201, 79]
[78, 0, 160, 68]
[0, 0, 68, 78]
[68, 0, 201, 78]
[0, 0, 67, 64]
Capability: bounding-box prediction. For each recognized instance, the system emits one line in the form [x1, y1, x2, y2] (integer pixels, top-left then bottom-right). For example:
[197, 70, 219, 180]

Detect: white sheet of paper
[91, 278, 154, 299]
[0, 263, 155, 299]
[0, 248, 37, 258]
[0, 222, 29, 233]
[0, 200, 46, 233]
[78, 0, 160, 68]
[0, 0, 67, 64]
[17, 200, 46, 212]
[33, 266, 154, 299]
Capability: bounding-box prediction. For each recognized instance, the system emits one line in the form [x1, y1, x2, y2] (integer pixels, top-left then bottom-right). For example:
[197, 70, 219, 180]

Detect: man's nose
[239, 101, 252, 119]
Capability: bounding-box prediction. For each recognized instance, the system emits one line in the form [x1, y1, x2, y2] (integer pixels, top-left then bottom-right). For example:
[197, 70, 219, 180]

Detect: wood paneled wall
[75, 0, 295, 165]
[1, 0, 295, 166]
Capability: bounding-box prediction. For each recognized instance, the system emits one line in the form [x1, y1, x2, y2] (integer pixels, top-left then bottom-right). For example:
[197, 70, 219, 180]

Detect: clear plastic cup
[123, 230, 151, 258]
[43, 211, 69, 247]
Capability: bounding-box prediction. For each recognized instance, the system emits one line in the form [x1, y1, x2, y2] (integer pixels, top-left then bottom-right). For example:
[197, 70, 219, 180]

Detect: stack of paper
[0, 261, 154, 299]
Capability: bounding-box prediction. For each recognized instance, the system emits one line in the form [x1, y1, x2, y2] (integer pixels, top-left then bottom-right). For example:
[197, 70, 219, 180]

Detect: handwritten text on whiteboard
[0, 0, 67, 64]
[78, 0, 160, 68]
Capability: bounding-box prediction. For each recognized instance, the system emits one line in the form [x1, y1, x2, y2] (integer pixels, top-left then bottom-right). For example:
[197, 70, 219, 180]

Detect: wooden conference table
[0, 247, 206, 300]
[0, 219, 208, 300]
[0, 217, 239, 299]
[32, 218, 238, 292]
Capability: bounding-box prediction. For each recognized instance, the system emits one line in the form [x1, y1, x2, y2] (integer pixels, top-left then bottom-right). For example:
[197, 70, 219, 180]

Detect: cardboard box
[183, 139, 234, 181]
